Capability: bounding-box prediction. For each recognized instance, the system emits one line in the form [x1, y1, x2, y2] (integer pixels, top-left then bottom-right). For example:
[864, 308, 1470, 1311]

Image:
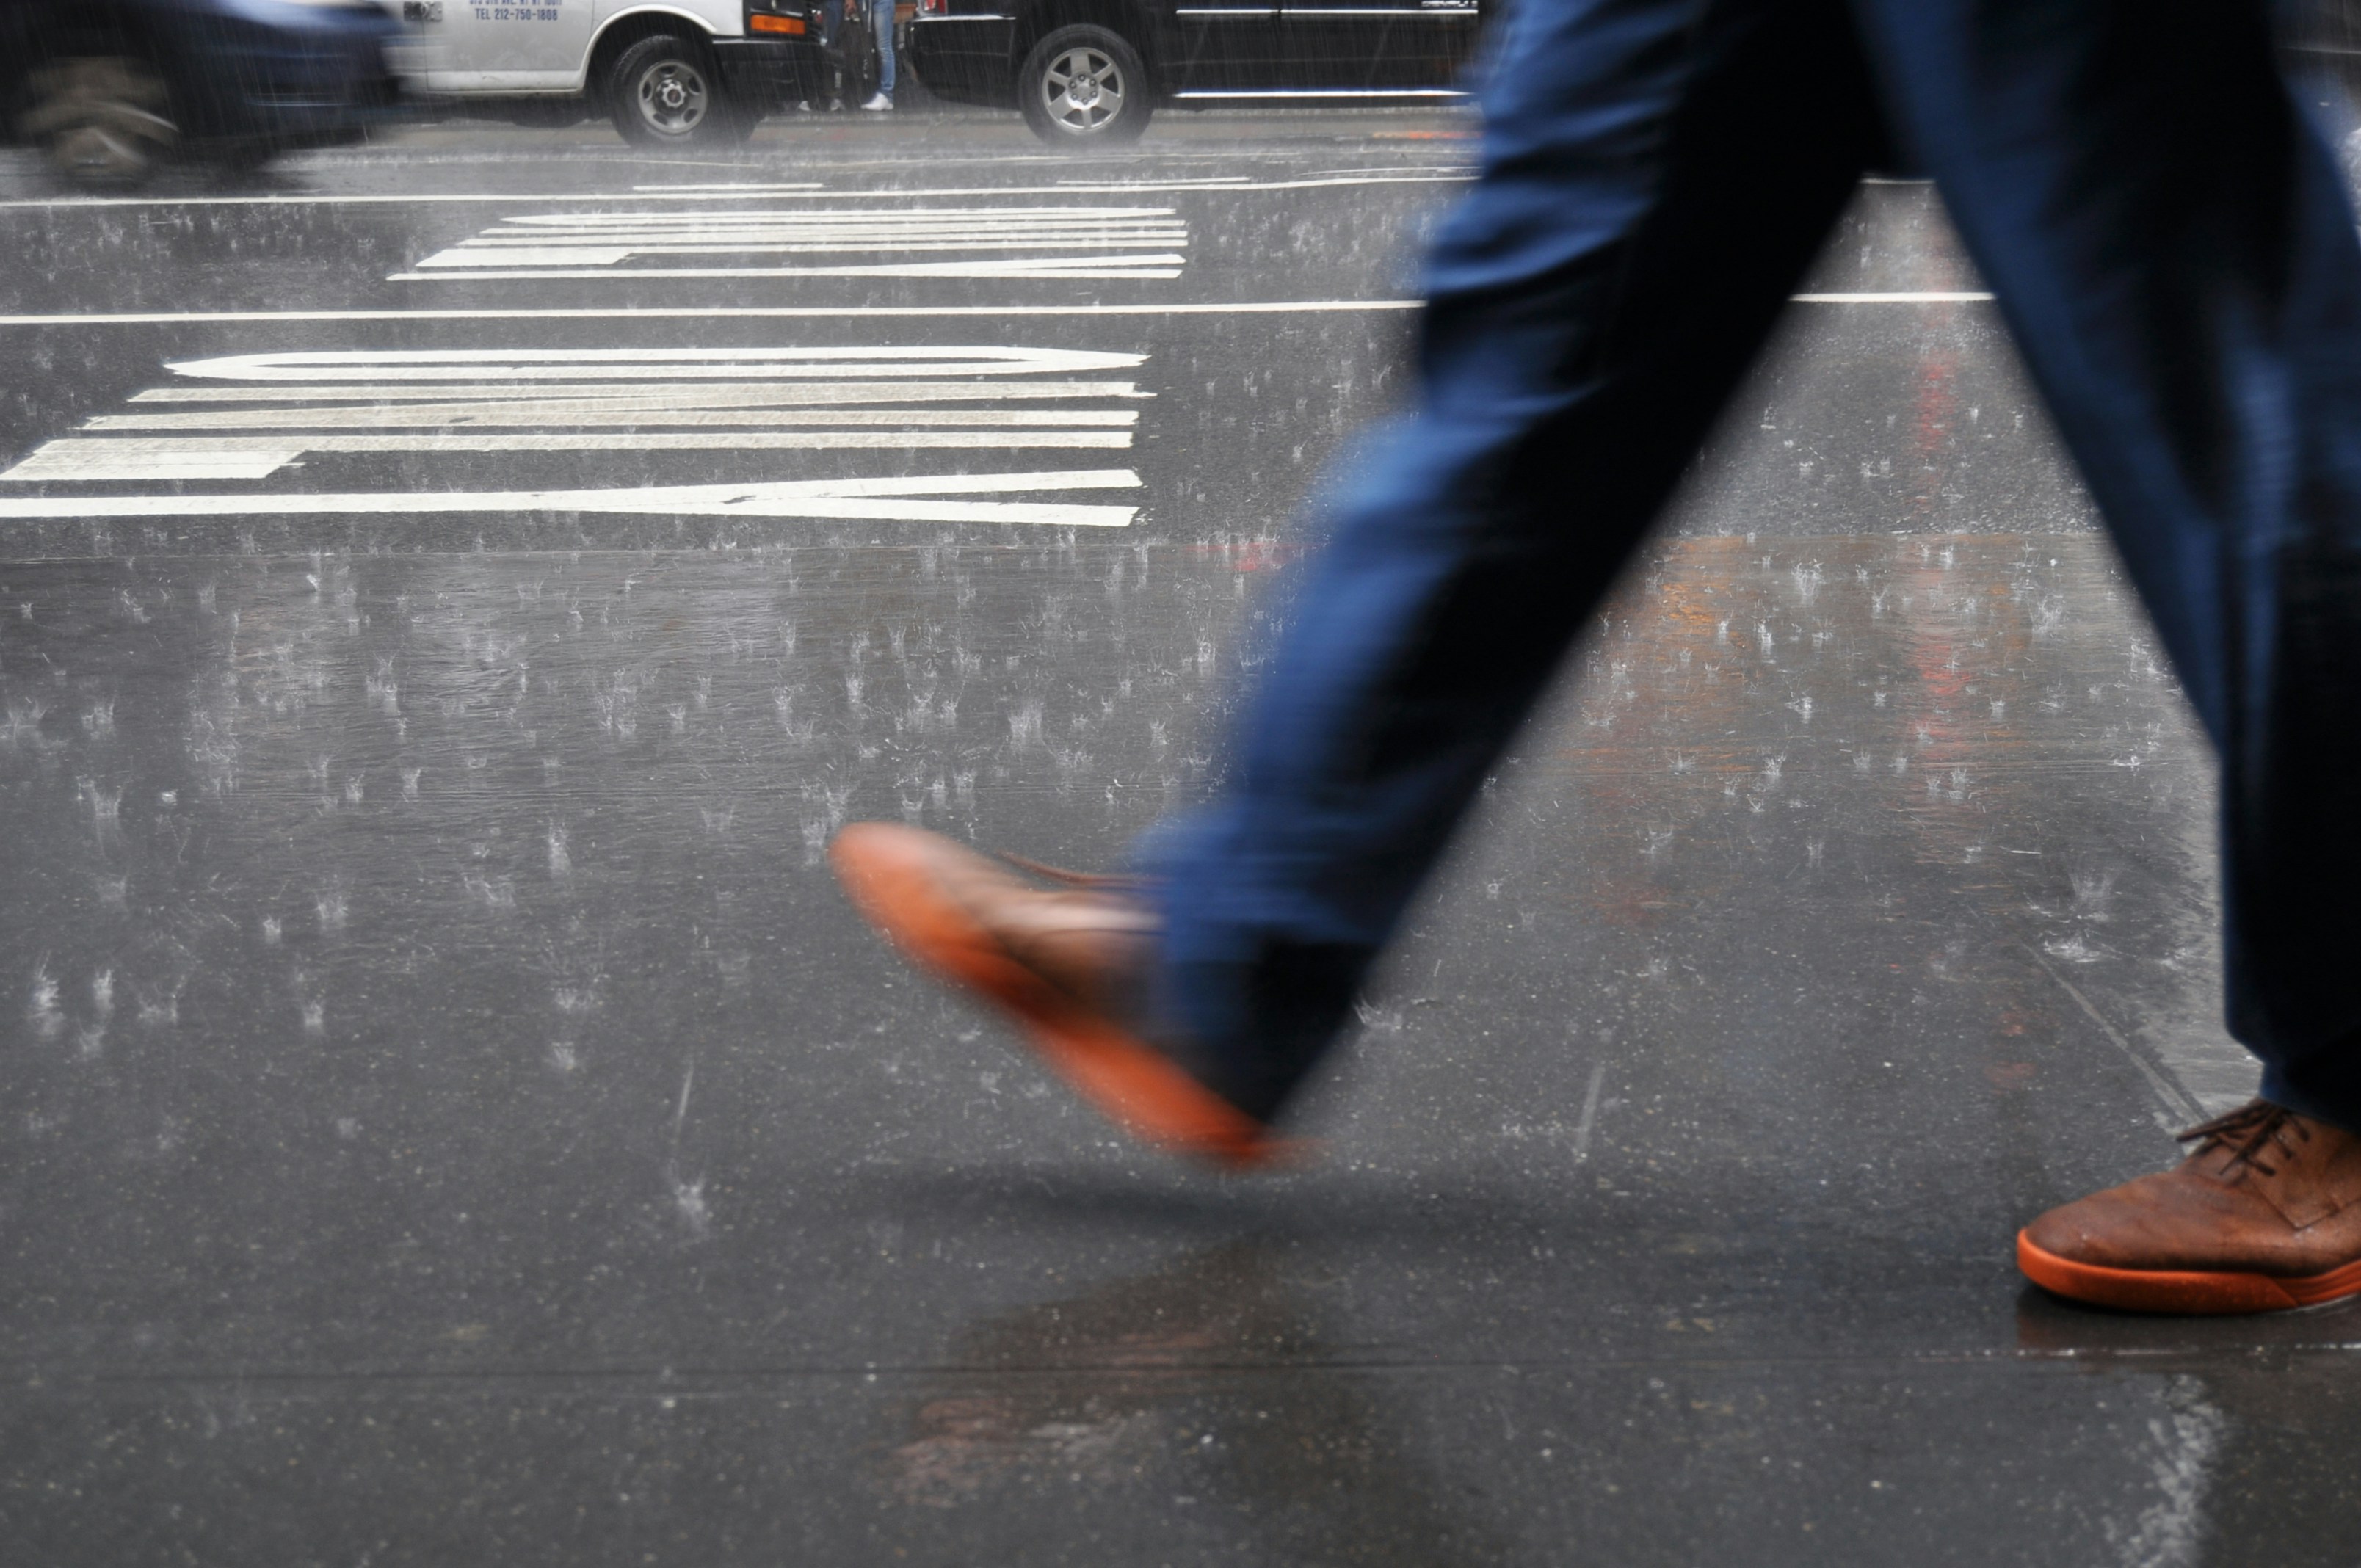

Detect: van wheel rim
[635, 60, 708, 134]
[1041, 47, 1123, 133]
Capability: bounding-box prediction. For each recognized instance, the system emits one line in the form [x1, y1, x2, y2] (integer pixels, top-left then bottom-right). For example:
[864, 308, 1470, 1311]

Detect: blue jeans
[1150, 0, 2361, 1130]
[875, 0, 895, 97]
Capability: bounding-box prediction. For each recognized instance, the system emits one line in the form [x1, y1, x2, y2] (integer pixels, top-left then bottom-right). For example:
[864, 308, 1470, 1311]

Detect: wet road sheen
[0, 120, 2355, 1567]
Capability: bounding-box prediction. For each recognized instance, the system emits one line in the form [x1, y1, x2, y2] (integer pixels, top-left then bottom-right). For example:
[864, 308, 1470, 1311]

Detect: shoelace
[2177, 1099, 2313, 1177]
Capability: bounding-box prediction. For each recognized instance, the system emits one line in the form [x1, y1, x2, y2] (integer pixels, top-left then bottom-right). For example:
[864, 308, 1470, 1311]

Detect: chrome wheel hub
[635, 61, 709, 135]
[1042, 47, 1124, 134]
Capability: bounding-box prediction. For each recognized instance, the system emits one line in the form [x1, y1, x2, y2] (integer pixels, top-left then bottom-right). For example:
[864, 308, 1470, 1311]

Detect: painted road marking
[10, 433, 1138, 482]
[120, 386, 1141, 407]
[396, 206, 1190, 282]
[438, 206, 1186, 243]
[0, 296, 1990, 329]
[156, 346, 1149, 380]
[392, 257, 1193, 282]
[0, 345, 1151, 527]
[632, 174, 1468, 196]
[0, 471, 1143, 527]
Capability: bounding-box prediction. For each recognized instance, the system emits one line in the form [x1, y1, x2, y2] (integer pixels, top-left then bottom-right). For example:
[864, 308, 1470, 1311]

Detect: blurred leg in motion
[831, 0, 2361, 1312]
[1149, 0, 1887, 1119]
[835, 0, 1888, 1155]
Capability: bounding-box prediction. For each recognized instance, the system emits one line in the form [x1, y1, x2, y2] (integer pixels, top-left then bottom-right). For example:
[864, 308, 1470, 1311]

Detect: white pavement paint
[123, 386, 1142, 407]
[95, 407, 1138, 427]
[1, 345, 1150, 526]
[10, 433, 1136, 482]
[158, 346, 1147, 380]
[396, 206, 1190, 282]
[393, 258, 1191, 282]
[639, 173, 1470, 196]
[0, 471, 1145, 526]
[0, 297, 1984, 329]
[424, 205, 1186, 247]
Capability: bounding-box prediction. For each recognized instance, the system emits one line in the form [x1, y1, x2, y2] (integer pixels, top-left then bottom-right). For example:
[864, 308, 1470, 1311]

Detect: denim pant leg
[1149, 0, 1887, 1120]
[1855, 1, 2361, 1129]
[875, 0, 896, 95]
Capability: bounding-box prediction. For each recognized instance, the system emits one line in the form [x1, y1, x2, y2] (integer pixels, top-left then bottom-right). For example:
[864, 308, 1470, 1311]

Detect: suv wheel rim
[22, 57, 176, 182]
[1041, 47, 1123, 133]
[634, 59, 708, 135]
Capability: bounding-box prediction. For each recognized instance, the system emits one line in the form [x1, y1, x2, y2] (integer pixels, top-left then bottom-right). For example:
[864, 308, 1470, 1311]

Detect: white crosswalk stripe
[122, 384, 1139, 405]
[151, 346, 1151, 380]
[395, 206, 1190, 282]
[0, 346, 1155, 527]
[0, 471, 1145, 526]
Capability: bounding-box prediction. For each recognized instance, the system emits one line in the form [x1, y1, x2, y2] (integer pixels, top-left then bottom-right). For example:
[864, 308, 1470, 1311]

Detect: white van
[394, 0, 846, 145]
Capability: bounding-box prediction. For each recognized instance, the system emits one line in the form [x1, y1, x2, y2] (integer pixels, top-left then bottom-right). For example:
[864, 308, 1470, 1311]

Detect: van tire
[606, 34, 753, 147]
[1018, 24, 1150, 147]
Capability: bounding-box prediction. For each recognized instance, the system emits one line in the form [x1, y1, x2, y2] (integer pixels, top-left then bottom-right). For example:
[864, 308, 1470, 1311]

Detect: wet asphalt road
[0, 109, 2355, 1566]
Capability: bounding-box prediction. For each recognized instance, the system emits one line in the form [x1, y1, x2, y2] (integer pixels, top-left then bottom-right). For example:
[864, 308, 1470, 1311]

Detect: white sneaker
[859, 92, 893, 111]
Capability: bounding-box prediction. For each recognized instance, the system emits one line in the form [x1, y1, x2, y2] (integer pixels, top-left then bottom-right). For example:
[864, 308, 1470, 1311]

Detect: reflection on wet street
[1, 113, 2359, 1567]
[886, 1239, 1508, 1564]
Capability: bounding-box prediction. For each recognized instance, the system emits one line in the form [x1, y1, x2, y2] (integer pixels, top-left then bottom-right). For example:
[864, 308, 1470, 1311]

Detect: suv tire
[1018, 25, 1150, 147]
[607, 34, 754, 147]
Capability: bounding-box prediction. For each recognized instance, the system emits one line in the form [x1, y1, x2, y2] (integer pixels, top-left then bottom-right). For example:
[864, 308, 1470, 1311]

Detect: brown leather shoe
[828, 822, 1293, 1169]
[2018, 1099, 2361, 1313]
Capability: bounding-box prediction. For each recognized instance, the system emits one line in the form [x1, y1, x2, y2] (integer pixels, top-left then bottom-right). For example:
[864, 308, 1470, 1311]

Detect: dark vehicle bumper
[1, 0, 409, 153]
[167, 7, 409, 149]
[713, 37, 830, 107]
[905, 14, 1017, 107]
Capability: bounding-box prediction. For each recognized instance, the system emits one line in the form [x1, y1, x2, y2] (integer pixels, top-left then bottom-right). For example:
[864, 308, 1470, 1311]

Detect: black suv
[906, 0, 1486, 145]
[2, 0, 405, 184]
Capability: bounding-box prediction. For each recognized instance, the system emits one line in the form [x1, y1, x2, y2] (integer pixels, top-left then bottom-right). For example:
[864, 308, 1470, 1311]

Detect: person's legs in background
[824, 0, 847, 106]
[864, 0, 896, 107]
[797, 0, 845, 109]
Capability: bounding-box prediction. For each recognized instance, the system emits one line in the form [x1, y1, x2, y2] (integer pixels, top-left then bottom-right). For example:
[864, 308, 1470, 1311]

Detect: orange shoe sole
[2017, 1230, 2361, 1314]
[830, 824, 1295, 1171]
